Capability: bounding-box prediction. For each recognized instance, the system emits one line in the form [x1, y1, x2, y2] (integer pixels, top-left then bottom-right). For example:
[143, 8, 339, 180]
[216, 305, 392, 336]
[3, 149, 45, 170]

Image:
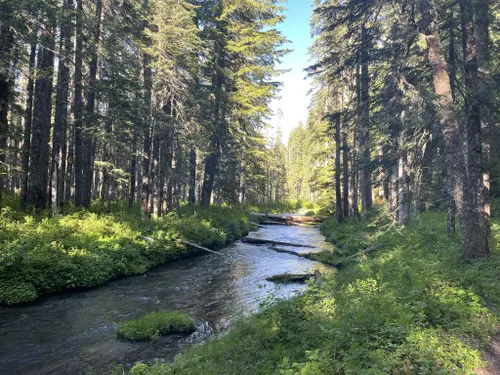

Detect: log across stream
[0, 222, 334, 375]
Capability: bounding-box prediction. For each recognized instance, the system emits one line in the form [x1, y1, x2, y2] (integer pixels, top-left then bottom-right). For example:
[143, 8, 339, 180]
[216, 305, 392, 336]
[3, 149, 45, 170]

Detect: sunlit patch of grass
[116, 311, 196, 342]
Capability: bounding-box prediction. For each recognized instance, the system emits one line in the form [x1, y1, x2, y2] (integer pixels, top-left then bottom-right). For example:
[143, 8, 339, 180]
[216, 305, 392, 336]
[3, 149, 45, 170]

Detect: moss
[116, 311, 196, 342]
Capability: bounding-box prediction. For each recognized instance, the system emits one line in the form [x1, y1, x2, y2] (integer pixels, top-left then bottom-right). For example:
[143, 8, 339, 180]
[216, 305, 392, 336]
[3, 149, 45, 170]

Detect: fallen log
[241, 237, 316, 248]
[266, 273, 314, 283]
[139, 235, 224, 256]
[269, 246, 307, 257]
[250, 221, 266, 228]
[251, 213, 323, 224]
[334, 244, 382, 267]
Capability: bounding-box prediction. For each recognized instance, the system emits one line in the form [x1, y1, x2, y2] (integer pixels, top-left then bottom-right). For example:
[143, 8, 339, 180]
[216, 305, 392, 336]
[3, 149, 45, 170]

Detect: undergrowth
[116, 311, 196, 341]
[0, 203, 252, 305]
[124, 208, 500, 374]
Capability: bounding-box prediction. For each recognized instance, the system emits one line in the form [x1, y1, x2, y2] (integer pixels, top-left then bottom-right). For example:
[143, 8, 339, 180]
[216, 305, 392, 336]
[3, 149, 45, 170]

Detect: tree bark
[458, 0, 489, 258]
[189, 145, 196, 205]
[74, 0, 84, 207]
[335, 114, 343, 222]
[81, 0, 103, 208]
[129, 128, 138, 208]
[420, 0, 488, 258]
[342, 130, 349, 219]
[0, 2, 14, 209]
[20, 25, 37, 210]
[27, 12, 55, 210]
[141, 53, 152, 216]
[359, 25, 373, 214]
[51, 0, 73, 215]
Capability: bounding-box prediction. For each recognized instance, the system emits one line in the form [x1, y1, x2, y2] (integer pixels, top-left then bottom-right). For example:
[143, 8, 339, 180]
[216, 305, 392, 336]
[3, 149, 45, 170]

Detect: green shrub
[116, 311, 196, 341]
[0, 279, 37, 304]
[0, 206, 252, 305]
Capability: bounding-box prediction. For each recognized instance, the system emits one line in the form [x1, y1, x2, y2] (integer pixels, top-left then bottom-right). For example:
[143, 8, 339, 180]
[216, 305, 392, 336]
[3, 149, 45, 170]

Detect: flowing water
[0, 224, 334, 375]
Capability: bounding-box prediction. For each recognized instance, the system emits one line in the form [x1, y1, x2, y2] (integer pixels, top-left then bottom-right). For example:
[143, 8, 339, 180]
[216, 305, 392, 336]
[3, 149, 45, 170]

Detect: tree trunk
[359, 25, 373, 214]
[189, 145, 196, 205]
[141, 52, 152, 216]
[474, 0, 491, 228]
[420, 0, 488, 258]
[27, 13, 55, 210]
[398, 149, 410, 226]
[80, 0, 103, 208]
[150, 133, 160, 216]
[335, 114, 343, 222]
[129, 128, 138, 208]
[342, 130, 349, 219]
[458, 0, 489, 257]
[51, 0, 73, 215]
[74, 0, 84, 207]
[20, 27, 37, 210]
[0, 3, 14, 209]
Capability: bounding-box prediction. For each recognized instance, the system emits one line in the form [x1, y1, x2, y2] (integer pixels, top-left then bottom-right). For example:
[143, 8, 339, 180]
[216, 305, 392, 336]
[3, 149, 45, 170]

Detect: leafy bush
[0, 206, 252, 305]
[116, 311, 196, 341]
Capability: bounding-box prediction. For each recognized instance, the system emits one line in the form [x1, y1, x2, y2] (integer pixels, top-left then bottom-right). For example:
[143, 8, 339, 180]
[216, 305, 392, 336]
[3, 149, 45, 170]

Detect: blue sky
[268, 0, 315, 144]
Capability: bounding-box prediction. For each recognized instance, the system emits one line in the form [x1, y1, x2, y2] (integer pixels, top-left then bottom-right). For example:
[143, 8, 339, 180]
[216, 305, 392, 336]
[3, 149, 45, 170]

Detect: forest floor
[126, 208, 500, 375]
[478, 334, 500, 375]
[0, 199, 255, 305]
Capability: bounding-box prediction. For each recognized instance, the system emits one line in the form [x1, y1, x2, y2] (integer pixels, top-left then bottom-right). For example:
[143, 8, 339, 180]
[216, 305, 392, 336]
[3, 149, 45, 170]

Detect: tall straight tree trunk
[189, 145, 196, 205]
[420, 0, 487, 258]
[27, 13, 55, 210]
[474, 0, 491, 226]
[458, 0, 489, 257]
[335, 114, 343, 222]
[359, 25, 373, 214]
[141, 55, 152, 216]
[20, 27, 37, 209]
[150, 134, 160, 216]
[342, 130, 349, 219]
[129, 128, 138, 208]
[51, 0, 73, 215]
[74, 0, 84, 207]
[398, 148, 410, 226]
[0, 2, 14, 209]
[447, 18, 457, 232]
[81, 0, 103, 208]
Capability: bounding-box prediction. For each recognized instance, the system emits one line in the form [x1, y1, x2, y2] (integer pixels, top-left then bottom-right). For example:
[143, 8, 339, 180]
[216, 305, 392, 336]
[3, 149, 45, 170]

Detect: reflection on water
[0, 225, 334, 375]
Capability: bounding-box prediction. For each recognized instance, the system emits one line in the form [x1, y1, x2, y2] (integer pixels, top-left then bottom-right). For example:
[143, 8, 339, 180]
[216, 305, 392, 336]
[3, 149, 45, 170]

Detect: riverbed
[0, 224, 333, 375]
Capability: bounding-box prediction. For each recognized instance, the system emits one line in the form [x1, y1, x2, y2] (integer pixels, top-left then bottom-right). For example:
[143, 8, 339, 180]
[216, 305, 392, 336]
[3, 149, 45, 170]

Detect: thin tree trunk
[141, 53, 152, 216]
[74, 0, 84, 207]
[189, 145, 196, 205]
[359, 25, 373, 214]
[20, 27, 37, 209]
[335, 114, 343, 222]
[150, 133, 159, 216]
[398, 149, 410, 226]
[342, 130, 349, 219]
[129, 128, 138, 208]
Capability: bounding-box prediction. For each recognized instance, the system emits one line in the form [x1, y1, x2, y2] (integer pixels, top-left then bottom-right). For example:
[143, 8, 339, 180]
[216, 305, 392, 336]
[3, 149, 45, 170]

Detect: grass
[116, 311, 196, 341]
[0, 199, 254, 305]
[123, 207, 500, 375]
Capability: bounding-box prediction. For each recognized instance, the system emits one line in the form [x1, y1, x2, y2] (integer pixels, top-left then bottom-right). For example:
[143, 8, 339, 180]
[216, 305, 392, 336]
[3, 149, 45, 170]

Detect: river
[0, 224, 333, 375]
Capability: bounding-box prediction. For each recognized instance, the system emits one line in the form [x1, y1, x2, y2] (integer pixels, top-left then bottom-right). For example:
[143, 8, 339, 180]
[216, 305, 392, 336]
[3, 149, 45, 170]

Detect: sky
[267, 0, 315, 144]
